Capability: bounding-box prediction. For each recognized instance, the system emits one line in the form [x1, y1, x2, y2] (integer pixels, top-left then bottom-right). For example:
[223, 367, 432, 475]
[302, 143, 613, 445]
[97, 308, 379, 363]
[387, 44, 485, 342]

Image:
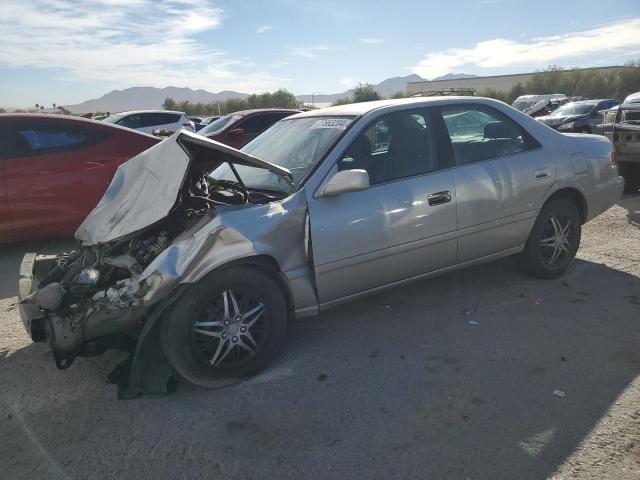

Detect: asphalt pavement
[1, 195, 639, 480]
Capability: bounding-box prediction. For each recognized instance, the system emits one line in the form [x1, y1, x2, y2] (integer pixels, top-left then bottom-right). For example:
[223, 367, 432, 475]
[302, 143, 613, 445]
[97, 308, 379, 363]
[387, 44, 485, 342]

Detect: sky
[0, 0, 639, 108]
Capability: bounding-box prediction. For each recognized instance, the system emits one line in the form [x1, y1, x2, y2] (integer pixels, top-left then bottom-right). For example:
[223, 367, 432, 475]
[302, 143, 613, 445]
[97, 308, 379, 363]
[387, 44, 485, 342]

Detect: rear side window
[142, 113, 181, 127]
[12, 124, 97, 157]
[439, 105, 532, 166]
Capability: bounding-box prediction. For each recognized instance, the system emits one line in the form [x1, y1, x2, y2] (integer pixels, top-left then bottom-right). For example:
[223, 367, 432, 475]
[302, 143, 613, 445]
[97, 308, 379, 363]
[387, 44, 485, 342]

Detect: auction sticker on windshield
[310, 118, 352, 129]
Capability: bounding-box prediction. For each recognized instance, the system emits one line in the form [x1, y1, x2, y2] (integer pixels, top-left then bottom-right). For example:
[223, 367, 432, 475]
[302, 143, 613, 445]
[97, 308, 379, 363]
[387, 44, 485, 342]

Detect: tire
[518, 198, 582, 279]
[620, 163, 640, 194]
[160, 266, 288, 388]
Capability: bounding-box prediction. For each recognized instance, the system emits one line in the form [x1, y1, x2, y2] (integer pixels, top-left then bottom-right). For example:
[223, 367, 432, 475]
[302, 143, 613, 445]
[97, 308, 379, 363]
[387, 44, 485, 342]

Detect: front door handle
[427, 191, 452, 206]
[535, 168, 551, 179]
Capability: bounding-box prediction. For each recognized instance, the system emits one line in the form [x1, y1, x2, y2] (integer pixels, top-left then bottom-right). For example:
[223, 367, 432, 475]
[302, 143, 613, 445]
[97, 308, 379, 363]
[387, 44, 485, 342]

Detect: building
[407, 66, 626, 96]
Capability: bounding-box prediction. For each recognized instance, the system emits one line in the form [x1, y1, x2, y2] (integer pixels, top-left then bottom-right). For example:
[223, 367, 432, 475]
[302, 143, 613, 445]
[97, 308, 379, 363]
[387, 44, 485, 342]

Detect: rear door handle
[427, 191, 452, 206]
[535, 168, 550, 179]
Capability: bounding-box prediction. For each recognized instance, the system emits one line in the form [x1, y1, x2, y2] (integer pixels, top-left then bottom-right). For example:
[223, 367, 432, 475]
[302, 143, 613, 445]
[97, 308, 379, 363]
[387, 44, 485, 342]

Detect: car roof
[288, 97, 496, 119]
[228, 108, 301, 117]
[0, 113, 157, 137]
[110, 110, 186, 116]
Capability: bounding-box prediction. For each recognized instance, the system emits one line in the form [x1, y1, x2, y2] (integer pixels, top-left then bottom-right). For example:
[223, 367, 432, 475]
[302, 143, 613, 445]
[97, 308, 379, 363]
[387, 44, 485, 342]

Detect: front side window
[12, 124, 94, 156]
[338, 109, 438, 185]
[440, 105, 530, 166]
[116, 114, 142, 129]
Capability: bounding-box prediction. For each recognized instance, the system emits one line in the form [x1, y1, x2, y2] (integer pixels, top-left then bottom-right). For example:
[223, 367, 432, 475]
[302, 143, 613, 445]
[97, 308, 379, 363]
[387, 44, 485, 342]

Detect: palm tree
[53, 103, 56, 109]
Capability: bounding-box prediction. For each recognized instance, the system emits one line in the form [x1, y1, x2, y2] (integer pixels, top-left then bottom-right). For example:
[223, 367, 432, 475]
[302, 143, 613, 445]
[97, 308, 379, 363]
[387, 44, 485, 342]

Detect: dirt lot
[1, 195, 639, 480]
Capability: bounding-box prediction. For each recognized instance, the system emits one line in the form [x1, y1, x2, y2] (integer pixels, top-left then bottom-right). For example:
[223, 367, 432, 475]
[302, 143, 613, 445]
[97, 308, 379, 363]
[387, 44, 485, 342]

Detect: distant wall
[408, 66, 625, 95]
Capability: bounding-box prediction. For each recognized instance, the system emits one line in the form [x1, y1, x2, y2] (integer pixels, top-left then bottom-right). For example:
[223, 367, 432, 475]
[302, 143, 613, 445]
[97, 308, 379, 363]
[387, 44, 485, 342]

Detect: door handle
[535, 168, 550, 179]
[427, 191, 452, 206]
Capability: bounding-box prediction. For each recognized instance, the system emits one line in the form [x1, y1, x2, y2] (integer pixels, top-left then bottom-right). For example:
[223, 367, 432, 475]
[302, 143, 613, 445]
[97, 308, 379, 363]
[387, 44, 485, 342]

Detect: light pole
[311, 92, 321, 109]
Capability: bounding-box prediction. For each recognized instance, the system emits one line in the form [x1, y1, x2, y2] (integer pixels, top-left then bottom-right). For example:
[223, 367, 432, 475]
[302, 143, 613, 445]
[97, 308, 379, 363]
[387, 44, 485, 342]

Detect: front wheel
[518, 198, 582, 278]
[160, 266, 288, 388]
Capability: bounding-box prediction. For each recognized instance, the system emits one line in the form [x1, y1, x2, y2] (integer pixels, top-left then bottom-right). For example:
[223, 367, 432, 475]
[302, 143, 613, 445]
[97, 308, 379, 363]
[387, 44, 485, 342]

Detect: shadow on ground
[1, 254, 639, 479]
[619, 192, 640, 227]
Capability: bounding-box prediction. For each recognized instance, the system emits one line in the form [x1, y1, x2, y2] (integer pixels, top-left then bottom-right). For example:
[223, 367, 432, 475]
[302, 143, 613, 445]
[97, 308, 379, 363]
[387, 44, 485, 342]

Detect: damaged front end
[18, 130, 296, 376]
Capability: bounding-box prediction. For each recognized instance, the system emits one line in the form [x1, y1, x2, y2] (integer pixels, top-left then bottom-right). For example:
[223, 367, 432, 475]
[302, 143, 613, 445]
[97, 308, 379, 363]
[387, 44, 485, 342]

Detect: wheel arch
[541, 187, 588, 224]
[197, 254, 296, 320]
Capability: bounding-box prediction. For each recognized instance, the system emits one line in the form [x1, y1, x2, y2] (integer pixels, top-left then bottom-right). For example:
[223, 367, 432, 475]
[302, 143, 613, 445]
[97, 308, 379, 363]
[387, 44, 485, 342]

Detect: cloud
[339, 77, 357, 89]
[412, 18, 640, 79]
[256, 25, 273, 34]
[0, 0, 286, 93]
[287, 45, 334, 58]
[359, 38, 384, 44]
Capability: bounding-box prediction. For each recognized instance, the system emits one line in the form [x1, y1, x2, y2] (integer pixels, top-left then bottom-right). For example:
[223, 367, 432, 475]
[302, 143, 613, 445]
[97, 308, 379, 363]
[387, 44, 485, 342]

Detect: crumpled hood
[75, 130, 292, 245]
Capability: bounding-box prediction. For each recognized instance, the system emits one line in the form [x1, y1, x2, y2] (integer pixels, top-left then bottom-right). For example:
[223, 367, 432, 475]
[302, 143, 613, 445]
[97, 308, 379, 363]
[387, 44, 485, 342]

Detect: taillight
[183, 121, 195, 131]
[611, 149, 618, 166]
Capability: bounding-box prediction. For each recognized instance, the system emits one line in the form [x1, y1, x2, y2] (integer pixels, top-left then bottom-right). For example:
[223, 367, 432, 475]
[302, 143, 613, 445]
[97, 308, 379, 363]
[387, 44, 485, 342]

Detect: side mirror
[228, 128, 245, 137]
[318, 169, 370, 197]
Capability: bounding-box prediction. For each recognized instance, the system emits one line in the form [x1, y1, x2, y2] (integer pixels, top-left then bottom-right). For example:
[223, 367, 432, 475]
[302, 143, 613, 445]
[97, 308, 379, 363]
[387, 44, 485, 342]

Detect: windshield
[550, 102, 595, 117]
[199, 114, 241, 136]
[103, 113, 127, 124]
[211, 116, 354, 193]
[620, 109, 640, 124]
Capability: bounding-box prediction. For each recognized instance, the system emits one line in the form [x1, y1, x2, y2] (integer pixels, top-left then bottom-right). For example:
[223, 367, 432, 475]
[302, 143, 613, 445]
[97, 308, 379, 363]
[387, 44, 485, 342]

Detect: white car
[103, 110, 195, 135]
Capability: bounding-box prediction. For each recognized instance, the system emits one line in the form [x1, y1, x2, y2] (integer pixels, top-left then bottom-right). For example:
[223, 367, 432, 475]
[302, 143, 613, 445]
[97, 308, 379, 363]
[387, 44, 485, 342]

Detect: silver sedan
[19, 97, 624, 393]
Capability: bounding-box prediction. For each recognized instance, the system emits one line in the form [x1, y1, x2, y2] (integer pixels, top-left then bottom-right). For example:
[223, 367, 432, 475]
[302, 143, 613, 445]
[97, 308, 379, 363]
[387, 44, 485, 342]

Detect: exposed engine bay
[20, 132, 290, 372]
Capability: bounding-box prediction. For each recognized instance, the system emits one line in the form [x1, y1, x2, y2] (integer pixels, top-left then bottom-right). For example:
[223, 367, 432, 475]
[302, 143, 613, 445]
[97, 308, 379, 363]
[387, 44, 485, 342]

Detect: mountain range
[64, 73, 477, 113]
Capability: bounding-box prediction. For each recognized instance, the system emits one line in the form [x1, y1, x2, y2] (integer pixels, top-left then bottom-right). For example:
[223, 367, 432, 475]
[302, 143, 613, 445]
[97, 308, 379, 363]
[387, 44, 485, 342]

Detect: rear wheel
[519, 198, 581, 278]
[160, 266, 288, 388]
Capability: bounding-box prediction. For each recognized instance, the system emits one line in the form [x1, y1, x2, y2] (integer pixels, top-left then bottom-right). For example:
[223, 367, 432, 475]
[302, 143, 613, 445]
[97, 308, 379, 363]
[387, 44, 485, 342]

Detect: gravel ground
[0, 194, 639, 480]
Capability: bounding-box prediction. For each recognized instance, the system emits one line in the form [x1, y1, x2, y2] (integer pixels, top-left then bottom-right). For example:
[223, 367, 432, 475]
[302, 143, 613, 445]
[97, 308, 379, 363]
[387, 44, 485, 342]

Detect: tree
[353, 83, 380, 102]
[35, 103, 39, 110]
[162, 97, 177, 110]
[0, 107, 5, 113]
[332, 97, 353, 106]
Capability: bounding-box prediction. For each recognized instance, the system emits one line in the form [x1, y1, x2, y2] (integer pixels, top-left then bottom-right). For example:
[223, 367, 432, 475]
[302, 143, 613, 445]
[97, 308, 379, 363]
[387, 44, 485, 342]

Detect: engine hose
[61, 249, 97, 283]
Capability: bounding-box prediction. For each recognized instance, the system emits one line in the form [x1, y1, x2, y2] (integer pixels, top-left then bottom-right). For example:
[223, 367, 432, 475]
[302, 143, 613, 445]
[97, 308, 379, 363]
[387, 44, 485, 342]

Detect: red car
[0, 114, 159, 242]
[197, 108, 300, 148]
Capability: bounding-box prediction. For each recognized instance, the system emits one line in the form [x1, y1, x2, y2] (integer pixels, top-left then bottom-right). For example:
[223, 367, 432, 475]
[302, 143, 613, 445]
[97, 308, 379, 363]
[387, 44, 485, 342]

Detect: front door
[437, 104, 556, 263]
[308, 108, 458, 305]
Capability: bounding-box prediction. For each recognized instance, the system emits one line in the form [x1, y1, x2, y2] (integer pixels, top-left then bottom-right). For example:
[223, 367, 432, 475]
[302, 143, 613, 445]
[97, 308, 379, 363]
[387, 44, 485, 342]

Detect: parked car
[536, 99, 620, 133]
[188, 116, 208, 132]
[18, 98, 623, 392]
[202, 115, 221, 125]
[197, 108, 300, 148]
[623, 92, 640, 104]
[0, 114, 159, 241]
[512, 94, 567, 117]
[604, 102, 640, 192]
[103, 110, 195, 135]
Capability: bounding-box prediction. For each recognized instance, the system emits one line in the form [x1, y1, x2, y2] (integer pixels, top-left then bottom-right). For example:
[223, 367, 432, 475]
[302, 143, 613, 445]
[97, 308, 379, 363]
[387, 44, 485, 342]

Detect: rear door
[437, 103, 556, 263]
[308, 107, 458, 304]
[4, 120, 112, 238]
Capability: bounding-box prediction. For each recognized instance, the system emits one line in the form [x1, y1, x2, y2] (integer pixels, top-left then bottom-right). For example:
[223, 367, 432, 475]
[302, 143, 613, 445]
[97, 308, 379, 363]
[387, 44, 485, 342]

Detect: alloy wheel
[538, 214, 573, 266]
[191, 289, 267, 369]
